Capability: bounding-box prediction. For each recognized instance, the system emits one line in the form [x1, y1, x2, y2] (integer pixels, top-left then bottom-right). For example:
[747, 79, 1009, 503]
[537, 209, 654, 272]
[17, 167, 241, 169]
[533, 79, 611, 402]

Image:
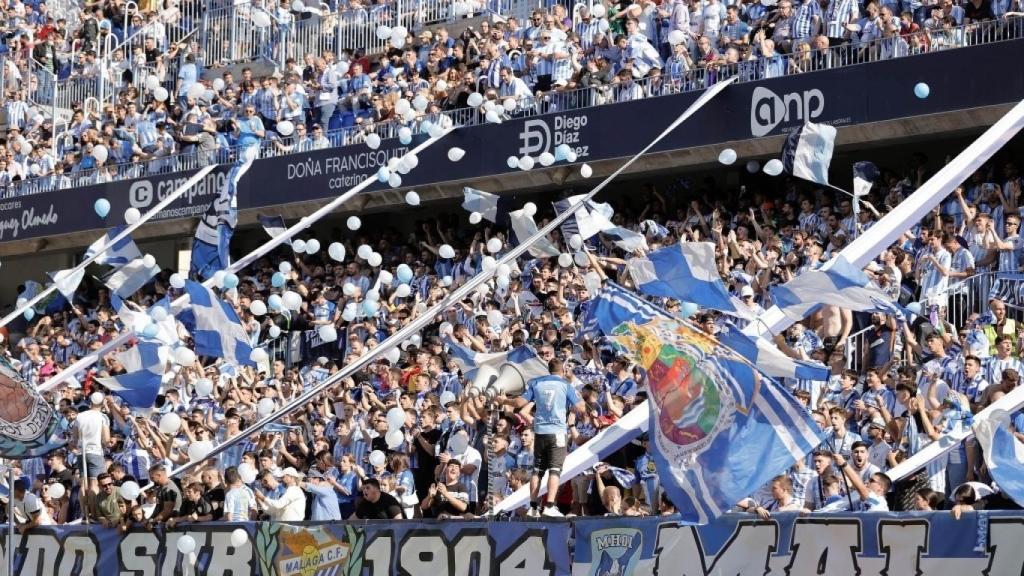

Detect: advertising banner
[1, 39, 1021, 244]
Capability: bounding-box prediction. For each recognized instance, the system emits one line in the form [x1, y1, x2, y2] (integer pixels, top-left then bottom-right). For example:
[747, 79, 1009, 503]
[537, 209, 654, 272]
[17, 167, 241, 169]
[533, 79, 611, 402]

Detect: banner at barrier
[0, 40, 1022, 244]
[3, 512, 1024, 575]
[0, 520, 571, 576]
[988, 273, 1024, 309]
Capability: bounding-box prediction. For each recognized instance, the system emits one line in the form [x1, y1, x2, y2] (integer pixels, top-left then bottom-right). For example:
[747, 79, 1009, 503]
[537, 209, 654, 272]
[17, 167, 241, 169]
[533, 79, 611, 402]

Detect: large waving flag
[103, 257, 159, 298]
[176, 280, 255, 367]
[258, 214, 292, 248]
[0, 355, 65, 458]
[579, 281, 672, 338]
[444, 338, 548, 382]
[462, 187, 501, 223]
[553, 195, 647, 252]
[852, 161, 880, 215]
[508, 208, 560, 258]
[627, 242, 754, 320]
[771, 255, 907, 321]
[610, 316, 825, 524]
[973, 411, 1024, 507]
[781, 121, 836, 185]
[715, 322, 830, 382]
[191, 147, 257, 280]
[95, 338, 170, 407]
[85, 225, 143, 267]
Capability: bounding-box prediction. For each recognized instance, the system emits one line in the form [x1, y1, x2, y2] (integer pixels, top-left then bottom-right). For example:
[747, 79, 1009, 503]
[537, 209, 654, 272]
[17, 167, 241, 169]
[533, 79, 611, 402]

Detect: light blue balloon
[94, 198, 111, 218]
[399, 132, 412, 145]
[377, 167, 390, 183]
[271, 272, 286, 288]
[914, 82, 930, 99]
[680, 302, 699, 319]
[362, 299, 380, 317]
[396, 264, 414, 283]
[222, 273, 239, 290]
[268, 294, 283, 310]
[907, 301, 923, 316]
[23, 308, 34, 321]
[142, 324, 159, 339]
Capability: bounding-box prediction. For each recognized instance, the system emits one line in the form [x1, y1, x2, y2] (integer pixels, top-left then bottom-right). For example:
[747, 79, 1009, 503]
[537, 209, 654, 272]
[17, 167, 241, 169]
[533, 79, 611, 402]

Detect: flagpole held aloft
[145, 76, 740, 491]
[0, 165, 218, 329]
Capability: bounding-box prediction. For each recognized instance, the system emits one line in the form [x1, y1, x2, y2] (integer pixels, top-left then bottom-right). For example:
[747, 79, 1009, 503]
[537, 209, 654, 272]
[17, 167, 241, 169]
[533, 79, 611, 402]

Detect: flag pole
[0, 165, 219, 329]
[35, 129, 452, 395]
[142, 76, 740, 492]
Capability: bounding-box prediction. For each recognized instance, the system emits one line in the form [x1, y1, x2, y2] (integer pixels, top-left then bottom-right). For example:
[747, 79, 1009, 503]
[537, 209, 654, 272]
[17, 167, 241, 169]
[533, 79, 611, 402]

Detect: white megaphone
[468, 364, 499, 398]
[484, 363, 530, 398]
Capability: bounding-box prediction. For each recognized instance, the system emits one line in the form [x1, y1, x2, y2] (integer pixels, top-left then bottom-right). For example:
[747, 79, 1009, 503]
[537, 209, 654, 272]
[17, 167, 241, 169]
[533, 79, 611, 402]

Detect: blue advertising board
[1, 39, 1021, 245]
[3, 512, 1023, 575]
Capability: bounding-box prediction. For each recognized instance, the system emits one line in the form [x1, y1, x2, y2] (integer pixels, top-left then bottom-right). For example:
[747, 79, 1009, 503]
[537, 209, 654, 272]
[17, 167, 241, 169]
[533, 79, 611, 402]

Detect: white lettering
[655, 521, 777, 576]
[118, 532, 159, 576]
[878, 521, 928, 576]
[785, 520, 861, 576]
[452, 534, 492, 576]
[985, 519, 1024, 575]
[206, 531, 251, 576]
[399, 535, 449, 576]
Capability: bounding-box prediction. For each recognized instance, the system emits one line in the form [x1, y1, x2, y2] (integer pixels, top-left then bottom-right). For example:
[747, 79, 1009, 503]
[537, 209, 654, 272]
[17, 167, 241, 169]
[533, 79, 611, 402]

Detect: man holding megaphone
[504, 358, 587, 517]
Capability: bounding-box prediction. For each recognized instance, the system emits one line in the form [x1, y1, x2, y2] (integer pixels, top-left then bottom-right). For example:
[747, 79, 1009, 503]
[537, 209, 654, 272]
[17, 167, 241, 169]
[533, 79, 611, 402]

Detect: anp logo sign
[750, 86, 825, 137]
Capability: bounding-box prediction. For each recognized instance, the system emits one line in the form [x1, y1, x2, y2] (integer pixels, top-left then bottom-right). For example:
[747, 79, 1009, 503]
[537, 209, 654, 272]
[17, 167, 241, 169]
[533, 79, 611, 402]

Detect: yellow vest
[983, 319, 1017, 356]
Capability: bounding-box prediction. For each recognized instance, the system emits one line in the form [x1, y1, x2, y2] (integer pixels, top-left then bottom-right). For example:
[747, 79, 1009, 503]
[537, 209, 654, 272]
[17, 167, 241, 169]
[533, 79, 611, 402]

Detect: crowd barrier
[2, 511, 1021, 575]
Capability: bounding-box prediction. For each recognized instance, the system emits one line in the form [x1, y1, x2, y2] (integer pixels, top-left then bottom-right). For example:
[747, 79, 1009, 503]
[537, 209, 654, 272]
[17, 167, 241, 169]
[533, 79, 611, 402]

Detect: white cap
[90, 392, 105, 405]
[280, 467, 304, 479]
[740, 285, 755, 298]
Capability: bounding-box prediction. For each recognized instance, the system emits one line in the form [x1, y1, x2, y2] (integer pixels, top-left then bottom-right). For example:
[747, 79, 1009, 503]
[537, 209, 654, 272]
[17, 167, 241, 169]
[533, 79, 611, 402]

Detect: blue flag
[0, 355, 65, 459]
[771, 255, 909, 322]
[781, 121, 836, 185]
[974, 412, 1024, 507]
[191, 148, 257, 280]
[95, 338, 169, 407]
[610, 316, 825, 524]
[85, 225, 143, 267]
[176, 280, 255, 367]
[627, 242, 755, 321]
[444, 337, 548, 382]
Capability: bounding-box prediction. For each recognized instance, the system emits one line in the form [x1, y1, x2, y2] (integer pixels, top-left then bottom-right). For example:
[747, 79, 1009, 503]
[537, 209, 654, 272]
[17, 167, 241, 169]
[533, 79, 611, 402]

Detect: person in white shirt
[255, 467, 307, 521]
[848, 441, 881, 483]
[73, 392, 111, 492]
[11, 479, 54, 533]
[223, 467, 258, 521]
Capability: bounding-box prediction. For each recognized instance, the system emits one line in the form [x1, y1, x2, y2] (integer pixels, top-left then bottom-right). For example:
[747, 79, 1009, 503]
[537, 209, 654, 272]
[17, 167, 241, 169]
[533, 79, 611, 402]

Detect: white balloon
[174, 347, 196, 366]
[368, 450, 387, 467]
[503, 97, 517, 112]
[538, 152, 555, 166]
[427, 123, 446, 139]
[153, 86, 169, 101]
[318, 324, 338, 343]
[347, 216, 362, 230]
[124, 207, 141, 224]
[574, 251, 590, 267]
[367, 252, 383, 267]
[282, 290, 303, 311]
[268, 325, 282, 338]
[365, 289, 381, 302]
[487, 309, 504, 327]
[469, 212, 482, 224]
[187, 441, 214, 463]
[668, 29, 686, 46]
[447, 147, 465, 162]
[558, 253, 574, 267]
[718, 148, 738, 165]
[385, 429, 404, 449]
[435, 79, 448, 92]
[580, 163, 593, 178]
[212, 78, 225, 92]
[341, 306, 356, 322]
[483, 100, 496, 112]
[481, 256, 497, 272]
[403, 153, 419, 170]
[119, 481, 141, 500]
[387, 407, 406, 429]
[523, 202, 538, 217]
[194, 377, 214, 397]
[388, 172, 402, 188]
[518, 156, 535, 171]
[402, 107, 416, 122]
[257, 398, 276, 417]
[398, 126, 413, 145]
[413, 95, 429, 112]
[92, 144, 109, 163]
[305, 239, 321, 254]
[149, 306, 168, 324]
[378, 270, 393, 286]
[439, 244, 456, 259]
[47, 483, 66, 500]
[591, 3, 606, 17]
[448, 432, 469, 454]
[158, 412, 181, 434]
[279, 261, 292, 274]
[395, 98, 411, 115]
[485, 109, 502, 124]
[229, 528, 249, 548]
[375, 24, 392, 39]
[357, 244, 373, 260]
[169, 273, 186, 289]
[486, 238, 503, 253]
[250, 348, 269, 363]
[467, 92, 484, 107]
[145, 75, 161, 91]
[328, 242, 346, 262]
[187, 82, 205, 99]
[496, 275, 510, 289]
[506, 156, 519, 169]
[439, 322, 454, 337]
[276, 120, 295, 136]
[569, 233, 584, 250]
[237, 464, 258, 485]
[365, 133, 381, 150]
[395, 284, 411, 298]
[763, 159, 785, 176]
[291, 239, 307, 253]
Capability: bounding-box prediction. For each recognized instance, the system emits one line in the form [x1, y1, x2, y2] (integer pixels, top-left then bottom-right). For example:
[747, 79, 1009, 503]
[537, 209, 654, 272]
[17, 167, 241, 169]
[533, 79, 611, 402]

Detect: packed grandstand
[0, 0, 1022, 572]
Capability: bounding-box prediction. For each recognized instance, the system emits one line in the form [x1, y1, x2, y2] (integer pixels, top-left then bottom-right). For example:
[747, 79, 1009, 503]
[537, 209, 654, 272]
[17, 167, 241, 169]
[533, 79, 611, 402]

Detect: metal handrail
[2, 15, 1021, 197]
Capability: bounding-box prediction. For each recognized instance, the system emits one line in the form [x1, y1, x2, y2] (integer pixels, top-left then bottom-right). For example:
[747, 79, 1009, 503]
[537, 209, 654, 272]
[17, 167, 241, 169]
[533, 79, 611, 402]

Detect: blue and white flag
[579, 281, 671, 338]
[258, 214, 291, 247]
[462, 187, 501, 223]
[715, 322, 830, 381]
[191, 147, 257, 280]
[553, 195, 647, 252]
[47, 268, 85, 301]
[627, 242, 755, 320]
[973, 411, 1024, 507]
[444, 338, 548, 382]
[508, 208, 560, 258]
[176, 280, 255, 367]
[611, 316, 825, 524]
[103, 258, 159, 298]
[771, 255, 907, 322]
[85, 225, 143, 268]
[95, 338, 170, 407]
[781, 121, 836, 185]
[640, 219, 669, 238]
[852, 161, 879, 215]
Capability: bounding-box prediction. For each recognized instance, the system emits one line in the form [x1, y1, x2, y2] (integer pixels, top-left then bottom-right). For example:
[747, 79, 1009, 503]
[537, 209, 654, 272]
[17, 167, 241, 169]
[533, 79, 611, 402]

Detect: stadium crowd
[0, 0, 1020, 195]
[0, 137, 1022, 526]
